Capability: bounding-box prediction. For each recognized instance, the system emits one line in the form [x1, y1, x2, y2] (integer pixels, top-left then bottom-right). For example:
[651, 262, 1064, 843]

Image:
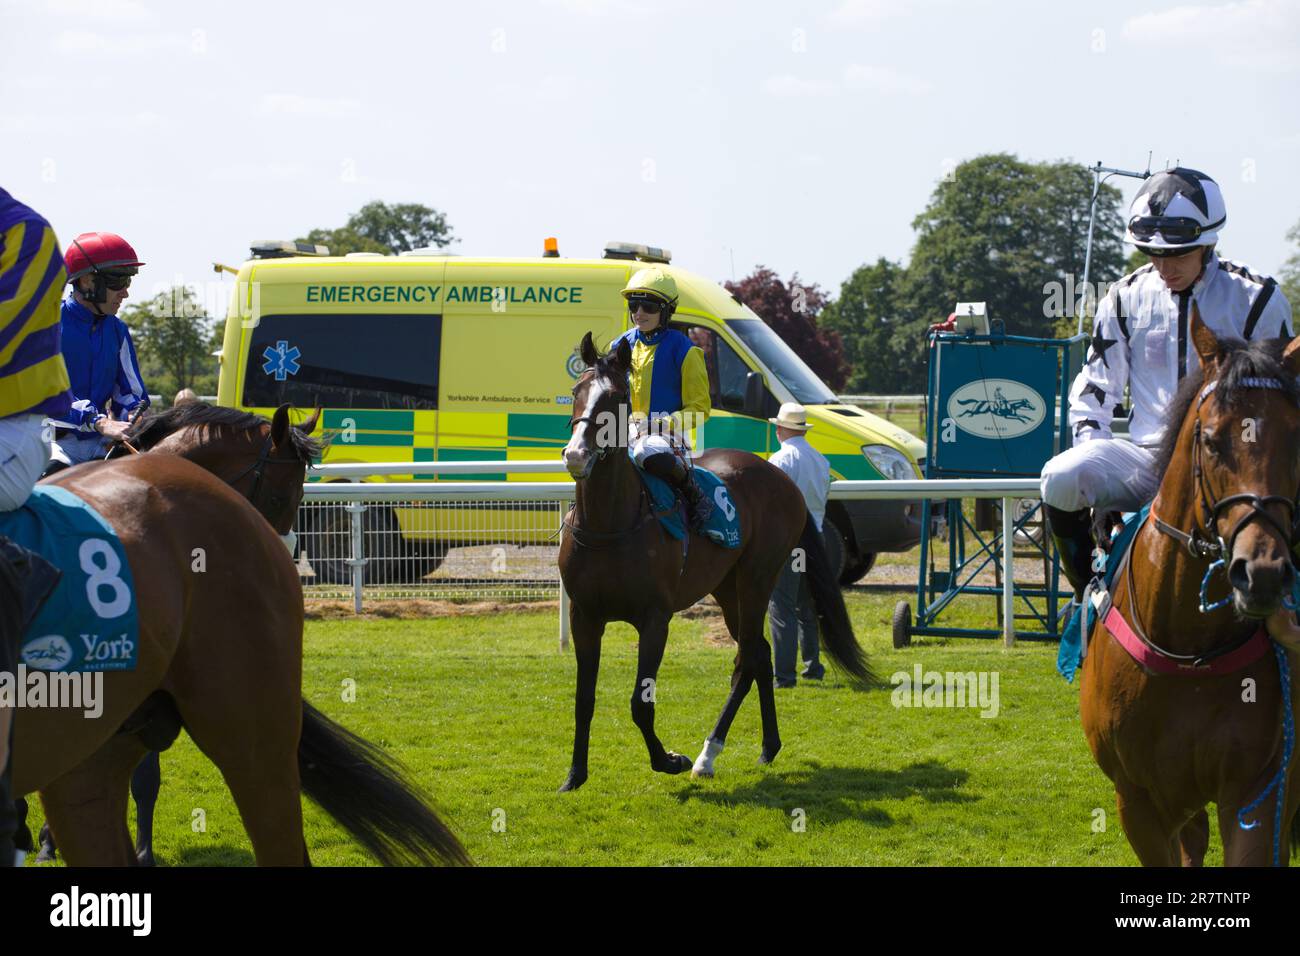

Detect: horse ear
[1190, 304, 1220, 369]
[271, 403, 291, 448]
[614, 336, 632, 372]
[297, 406, 322, 435]
[580, 332, 599, 368]
[1283, 336, 1300, 380]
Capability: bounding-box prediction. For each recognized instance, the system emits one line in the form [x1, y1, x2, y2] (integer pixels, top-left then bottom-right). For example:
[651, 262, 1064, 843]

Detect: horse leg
[559, 602, 604, 792]
[1218, 800, 1279, 867]
[631, 611, 691, 776]
[737, 579, 781, 764]
[130, 751, 161, 865]
[40, 734, 148, 866]
[1114, 783, 1179, 866]
[1178, 808, 1210, 867]
[693, 579, 750, 779]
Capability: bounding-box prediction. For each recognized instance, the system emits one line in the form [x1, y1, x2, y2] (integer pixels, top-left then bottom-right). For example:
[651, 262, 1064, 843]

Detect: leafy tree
[119, 286, 219, 403]
[724, 267, 849, 391]
[819, 258, 915, 393]
[1281, 219, 1300, 314]
[300, 201, 456, 255]
[902, 154, 1125, 341]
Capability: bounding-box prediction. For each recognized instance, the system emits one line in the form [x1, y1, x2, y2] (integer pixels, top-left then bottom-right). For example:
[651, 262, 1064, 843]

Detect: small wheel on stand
[892, 601, 912, 649]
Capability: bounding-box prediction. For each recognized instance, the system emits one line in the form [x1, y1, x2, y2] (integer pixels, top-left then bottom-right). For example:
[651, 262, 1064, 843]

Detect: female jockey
[616, 267, 713, 530]
[0, 188, 69, 866]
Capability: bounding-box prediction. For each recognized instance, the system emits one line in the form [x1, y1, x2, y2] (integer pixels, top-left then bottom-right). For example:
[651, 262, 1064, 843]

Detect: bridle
[562, 375, 653, 547]
[1152, 376, 1300, 612]
[222, 431, 306, 529]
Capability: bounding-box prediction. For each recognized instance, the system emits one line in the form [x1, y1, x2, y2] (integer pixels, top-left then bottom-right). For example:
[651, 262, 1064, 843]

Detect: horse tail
[298, 700, 470, 866]
[799, 512, 881, 690]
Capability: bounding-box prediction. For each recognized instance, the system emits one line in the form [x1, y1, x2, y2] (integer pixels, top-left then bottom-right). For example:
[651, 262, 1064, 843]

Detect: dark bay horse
[1080, 310, 1300, 866]
[556, 333, 876, 791]
[14, 453, 468, 865]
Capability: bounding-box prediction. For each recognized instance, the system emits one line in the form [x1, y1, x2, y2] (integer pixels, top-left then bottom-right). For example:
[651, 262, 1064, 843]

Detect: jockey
[616, 267, 714, 530]
[41, 231, 148, 475]
[1042, 167, 1294, 604]
[0, 188, 69, 866]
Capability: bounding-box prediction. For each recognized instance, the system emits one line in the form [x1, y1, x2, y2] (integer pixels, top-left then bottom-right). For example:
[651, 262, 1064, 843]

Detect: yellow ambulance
[215, 240, 926, 584]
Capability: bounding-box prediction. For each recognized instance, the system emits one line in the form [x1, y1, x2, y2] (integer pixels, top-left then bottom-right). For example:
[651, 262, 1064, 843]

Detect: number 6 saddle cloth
[632, 454, 742, 550]
[0, 485, 139, 672]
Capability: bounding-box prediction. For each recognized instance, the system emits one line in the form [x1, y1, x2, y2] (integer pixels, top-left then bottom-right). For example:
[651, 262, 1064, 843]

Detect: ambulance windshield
[726, 318, 836, 405]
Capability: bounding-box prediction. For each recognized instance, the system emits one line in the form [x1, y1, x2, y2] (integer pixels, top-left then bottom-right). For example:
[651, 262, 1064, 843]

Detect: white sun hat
[769, 402, 812, 431]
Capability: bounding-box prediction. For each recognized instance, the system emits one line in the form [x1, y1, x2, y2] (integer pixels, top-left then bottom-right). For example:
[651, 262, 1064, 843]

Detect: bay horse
[39, 401, 324, 865]
[12, 451, 468, 866]
[557, 333, 876, 792]
[1080, 309, 1300, 866]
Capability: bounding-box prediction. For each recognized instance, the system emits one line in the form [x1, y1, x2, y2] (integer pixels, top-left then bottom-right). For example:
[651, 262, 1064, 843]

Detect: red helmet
[64, 232, 145, 282]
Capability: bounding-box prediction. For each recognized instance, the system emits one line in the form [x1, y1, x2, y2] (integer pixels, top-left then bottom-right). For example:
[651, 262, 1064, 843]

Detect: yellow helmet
[621, 267, 678, 307]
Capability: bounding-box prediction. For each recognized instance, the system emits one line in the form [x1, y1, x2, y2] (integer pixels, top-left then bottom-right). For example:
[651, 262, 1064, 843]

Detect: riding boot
[0, 536, 62, 634]
[642, 452, 713, 532]
[1045, 505, 1097, 600]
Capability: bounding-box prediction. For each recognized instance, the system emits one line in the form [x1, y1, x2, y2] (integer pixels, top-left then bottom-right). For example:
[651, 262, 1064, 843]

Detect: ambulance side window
[680, 325, 756, 413]
[243, 313, 441, 410]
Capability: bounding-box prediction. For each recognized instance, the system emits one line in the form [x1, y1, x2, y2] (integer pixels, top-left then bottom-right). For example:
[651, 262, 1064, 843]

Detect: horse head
[1184, 306, 1300, 618]
[563, 332, 631, 480]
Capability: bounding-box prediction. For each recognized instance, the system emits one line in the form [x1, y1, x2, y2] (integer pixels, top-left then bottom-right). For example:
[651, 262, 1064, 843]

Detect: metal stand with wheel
[893, 322, 1086, 646]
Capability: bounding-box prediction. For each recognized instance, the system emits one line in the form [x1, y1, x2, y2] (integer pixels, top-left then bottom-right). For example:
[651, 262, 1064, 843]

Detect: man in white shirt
[767, 403, 832, 688]
[1041, 167, 1292, 603]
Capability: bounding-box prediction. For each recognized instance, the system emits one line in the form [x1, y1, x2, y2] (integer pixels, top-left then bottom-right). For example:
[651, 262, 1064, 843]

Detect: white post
[347, 502, 366, 615]
[1002, 497, 1015, 647]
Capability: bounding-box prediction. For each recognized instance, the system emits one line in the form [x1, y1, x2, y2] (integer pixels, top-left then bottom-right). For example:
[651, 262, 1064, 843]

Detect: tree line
[120, 157, 1300, 403]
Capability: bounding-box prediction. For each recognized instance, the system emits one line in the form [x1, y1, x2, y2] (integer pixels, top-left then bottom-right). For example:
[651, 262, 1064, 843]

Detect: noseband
[1152, 377, 1300, 610]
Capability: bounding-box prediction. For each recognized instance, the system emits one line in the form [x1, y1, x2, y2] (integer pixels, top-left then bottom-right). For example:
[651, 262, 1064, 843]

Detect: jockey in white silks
[1041, 167, 1293, 611]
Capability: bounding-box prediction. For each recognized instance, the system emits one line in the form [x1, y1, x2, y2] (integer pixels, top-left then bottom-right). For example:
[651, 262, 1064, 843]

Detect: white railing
[300, 462, 1043, 648]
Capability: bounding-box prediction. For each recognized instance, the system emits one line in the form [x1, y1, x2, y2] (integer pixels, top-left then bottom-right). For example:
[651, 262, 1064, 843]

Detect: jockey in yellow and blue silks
[616, 266, 714, 530]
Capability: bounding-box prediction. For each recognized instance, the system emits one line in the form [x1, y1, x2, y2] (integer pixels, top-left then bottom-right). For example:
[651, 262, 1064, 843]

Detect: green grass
[24, 592, 1224, 866]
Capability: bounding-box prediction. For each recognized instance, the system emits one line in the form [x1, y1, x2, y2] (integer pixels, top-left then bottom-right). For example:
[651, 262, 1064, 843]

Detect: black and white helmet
[1124, 167, 1226, 256]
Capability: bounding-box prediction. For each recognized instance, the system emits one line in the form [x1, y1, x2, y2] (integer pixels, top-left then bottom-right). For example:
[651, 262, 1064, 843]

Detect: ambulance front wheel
[892, 601, 912, 648]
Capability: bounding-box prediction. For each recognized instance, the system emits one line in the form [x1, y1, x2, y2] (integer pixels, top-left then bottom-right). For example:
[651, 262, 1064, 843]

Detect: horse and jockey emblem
[947, 379, 1046, 439]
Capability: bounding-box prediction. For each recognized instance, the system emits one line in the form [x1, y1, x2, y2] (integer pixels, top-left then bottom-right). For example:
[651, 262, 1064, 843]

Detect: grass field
[24, 591, 1226, 867]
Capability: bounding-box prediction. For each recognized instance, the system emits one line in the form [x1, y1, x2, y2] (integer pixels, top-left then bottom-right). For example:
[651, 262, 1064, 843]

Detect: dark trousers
[768, 533, 826, 685]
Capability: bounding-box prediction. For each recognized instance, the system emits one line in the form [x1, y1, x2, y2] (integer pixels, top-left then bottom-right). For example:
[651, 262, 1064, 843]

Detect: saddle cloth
[633, 454, 742, 549]
[1057, 504, 1148, 682]
[0, 486, 139, 672]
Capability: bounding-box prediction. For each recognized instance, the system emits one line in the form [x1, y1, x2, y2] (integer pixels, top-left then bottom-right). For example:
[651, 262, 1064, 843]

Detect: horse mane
[125, 401, 323, 464]
[1153, 336, 1300, 477]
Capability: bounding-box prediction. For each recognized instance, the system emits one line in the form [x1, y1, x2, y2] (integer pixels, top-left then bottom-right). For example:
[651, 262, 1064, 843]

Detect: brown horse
[1080, 310, 1300, 866]
[556, 333, 875, 792]
[12, 452, 468, 866]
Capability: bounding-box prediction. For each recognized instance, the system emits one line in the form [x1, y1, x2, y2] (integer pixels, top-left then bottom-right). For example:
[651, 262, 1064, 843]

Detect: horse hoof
[758, 742, 782, 765]
[136, 849, 156, 867]
[558, 770, 587, 793]
[665, 752, 693, 775]
[690, 765, 714, 780]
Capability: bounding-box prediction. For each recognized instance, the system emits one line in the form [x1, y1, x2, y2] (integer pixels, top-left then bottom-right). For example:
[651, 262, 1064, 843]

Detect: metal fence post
[1002, 497, 1015, 647]
[346, 502, 367, 614]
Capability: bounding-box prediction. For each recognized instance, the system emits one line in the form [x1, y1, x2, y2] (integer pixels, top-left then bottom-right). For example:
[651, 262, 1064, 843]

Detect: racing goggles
[1128, 215, 1224, 246]
[627, 295, 664, 315]
[99, 270, 135, 291]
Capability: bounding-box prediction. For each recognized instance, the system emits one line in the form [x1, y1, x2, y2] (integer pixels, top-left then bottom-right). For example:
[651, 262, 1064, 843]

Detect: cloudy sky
[4, 0, 1298, 315]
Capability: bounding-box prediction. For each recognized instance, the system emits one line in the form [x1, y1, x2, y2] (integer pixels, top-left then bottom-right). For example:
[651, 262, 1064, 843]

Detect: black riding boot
[1045, 505, 1097, 600]
[0, 535, 61, 867]
[642, 452, 713, 532]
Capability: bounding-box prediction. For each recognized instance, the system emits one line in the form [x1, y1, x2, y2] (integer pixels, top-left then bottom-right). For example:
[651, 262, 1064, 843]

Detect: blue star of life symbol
[262, 340, 301, 381]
